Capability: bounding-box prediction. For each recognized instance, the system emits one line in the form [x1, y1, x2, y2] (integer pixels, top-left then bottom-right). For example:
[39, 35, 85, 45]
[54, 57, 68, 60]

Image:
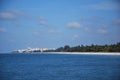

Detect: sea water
[0, 53, 120, 80]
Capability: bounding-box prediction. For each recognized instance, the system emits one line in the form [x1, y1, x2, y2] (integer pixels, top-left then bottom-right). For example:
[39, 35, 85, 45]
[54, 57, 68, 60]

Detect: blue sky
[0, 0, 120, 52]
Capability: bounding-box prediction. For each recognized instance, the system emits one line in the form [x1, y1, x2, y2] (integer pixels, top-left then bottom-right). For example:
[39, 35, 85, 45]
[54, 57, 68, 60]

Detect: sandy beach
[46, 52, 120, 55]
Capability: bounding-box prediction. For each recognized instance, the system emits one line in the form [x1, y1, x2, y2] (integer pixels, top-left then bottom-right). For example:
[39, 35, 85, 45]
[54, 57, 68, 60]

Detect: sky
[0, 0, 120, 53]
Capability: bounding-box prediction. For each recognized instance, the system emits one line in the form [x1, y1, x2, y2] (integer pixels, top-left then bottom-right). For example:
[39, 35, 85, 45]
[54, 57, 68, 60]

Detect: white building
[13, 47, 56, 53]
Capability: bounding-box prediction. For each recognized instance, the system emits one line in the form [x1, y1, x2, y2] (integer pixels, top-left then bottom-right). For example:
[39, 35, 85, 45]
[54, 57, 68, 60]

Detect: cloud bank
[67, 22, 82, 28]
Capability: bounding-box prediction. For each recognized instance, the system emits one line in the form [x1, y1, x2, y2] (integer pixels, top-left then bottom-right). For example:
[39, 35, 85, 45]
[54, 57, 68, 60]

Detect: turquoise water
[0, 53, 120, 80]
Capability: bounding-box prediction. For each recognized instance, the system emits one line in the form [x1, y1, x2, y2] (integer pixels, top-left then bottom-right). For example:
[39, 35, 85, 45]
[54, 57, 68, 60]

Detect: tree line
[45, 42, 120, 52]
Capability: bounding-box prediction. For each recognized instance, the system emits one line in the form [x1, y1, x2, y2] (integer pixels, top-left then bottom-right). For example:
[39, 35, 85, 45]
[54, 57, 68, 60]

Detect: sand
[46, 52, 120, 55]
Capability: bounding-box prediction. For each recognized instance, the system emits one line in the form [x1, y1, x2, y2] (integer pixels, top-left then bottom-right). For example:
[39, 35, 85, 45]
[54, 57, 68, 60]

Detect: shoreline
[2, 52, 120, 55]
[45, 52, 120, 55]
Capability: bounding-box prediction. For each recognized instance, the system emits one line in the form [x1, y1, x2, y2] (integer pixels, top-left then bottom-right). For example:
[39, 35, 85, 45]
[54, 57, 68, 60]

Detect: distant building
[12, 47, 56, 53]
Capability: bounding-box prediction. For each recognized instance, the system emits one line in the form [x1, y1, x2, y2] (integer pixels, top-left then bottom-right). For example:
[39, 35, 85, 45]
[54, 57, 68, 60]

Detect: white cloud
[0, 28, 6, 33]
[0, 10, 31, 20]
[39, 20, 47, 25]
[82, 2, 120, 10]
[94, 3, 119, 10]
[0, 12, 16, 19]
[39, 16, 47, 25]
[47, 30, 57, 33]
[10, 10, 25, 16]
[97, 29, 108, 34]
[113, 19, 120, 26]
[67, 22, 82, 28]
[73, 34, 79, 38]
[71, 34, 80, 41]
[84, 27, 91, 32]
[83, 26, 108, 34]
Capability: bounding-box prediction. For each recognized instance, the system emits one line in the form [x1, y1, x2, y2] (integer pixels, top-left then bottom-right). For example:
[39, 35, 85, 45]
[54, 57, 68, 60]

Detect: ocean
[0, 53, 120, 80]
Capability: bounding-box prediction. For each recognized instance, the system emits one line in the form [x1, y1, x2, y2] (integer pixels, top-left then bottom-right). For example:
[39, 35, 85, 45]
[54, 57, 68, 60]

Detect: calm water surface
[0, 53, 120, 80]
